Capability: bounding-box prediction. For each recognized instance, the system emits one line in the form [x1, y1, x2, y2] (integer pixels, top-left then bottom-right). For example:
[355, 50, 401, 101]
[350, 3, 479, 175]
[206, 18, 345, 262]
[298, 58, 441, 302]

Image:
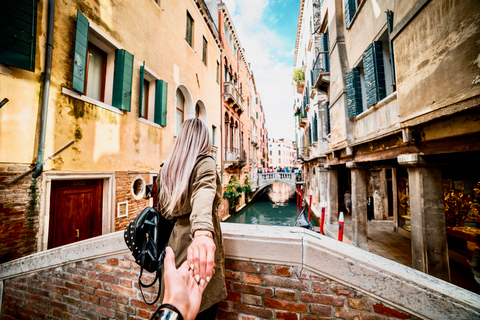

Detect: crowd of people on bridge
[257, 167, 295, 173]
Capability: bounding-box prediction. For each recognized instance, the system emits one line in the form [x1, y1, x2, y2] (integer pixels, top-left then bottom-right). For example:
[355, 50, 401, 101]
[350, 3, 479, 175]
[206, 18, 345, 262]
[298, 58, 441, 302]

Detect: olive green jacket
[156, 155, 227, 312]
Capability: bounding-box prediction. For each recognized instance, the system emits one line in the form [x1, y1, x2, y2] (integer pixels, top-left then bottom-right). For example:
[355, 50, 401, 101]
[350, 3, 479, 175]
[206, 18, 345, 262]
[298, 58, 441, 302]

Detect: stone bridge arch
[252, 173, 298, 198]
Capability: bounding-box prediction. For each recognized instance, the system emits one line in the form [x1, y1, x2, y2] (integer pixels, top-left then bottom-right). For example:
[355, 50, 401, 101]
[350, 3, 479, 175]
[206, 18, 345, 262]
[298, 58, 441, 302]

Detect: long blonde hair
[159, 118, 212, 215]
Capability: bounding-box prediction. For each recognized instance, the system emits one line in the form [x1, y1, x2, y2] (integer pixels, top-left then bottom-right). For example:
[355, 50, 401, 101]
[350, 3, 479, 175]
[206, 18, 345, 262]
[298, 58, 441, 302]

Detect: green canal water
[226, 183, 302, 227]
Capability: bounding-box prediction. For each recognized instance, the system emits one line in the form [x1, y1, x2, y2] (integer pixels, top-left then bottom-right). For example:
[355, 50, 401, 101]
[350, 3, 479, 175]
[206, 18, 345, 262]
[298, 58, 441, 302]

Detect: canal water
[226, 183, 301, 227]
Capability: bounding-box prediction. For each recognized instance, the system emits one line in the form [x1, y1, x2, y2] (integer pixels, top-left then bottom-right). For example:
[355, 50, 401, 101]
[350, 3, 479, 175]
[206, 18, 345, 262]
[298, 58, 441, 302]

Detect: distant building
[268, 138, 296, 169]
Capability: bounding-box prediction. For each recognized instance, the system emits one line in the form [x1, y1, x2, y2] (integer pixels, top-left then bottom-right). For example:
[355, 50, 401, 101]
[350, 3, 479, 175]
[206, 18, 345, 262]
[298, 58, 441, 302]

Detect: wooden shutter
[313, 113, 318, 142]
[346, 68, 362, 118]
[344, 0, 356, 29]
[139, 62, 145, 117]
[386, 10, 396, 87]
[0, 0, 38, 71]
[112, 49, 134, 111]
[155, 80, 168, 127]
[364, 42, 386, 107]
[72, 11, 89, 93]
[320, 32, 330, 72]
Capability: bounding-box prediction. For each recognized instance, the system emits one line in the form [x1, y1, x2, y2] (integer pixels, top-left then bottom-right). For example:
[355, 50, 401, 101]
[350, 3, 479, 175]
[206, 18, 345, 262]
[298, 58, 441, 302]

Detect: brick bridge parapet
[0, 225, 479, 319]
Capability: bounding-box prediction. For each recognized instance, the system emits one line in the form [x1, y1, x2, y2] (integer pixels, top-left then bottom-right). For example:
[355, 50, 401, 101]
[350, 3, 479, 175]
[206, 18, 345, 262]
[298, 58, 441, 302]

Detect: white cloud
[223, 0, 296, 140]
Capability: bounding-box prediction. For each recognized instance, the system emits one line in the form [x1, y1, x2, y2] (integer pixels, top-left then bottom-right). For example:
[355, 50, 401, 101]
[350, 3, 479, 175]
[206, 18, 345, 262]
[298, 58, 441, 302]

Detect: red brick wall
[115, 172, 152, 232]
[219, 259, 414, 320]
[2, 255, 414, 320]
[2, 254, 160, 320]
[0, 165, 40, 264]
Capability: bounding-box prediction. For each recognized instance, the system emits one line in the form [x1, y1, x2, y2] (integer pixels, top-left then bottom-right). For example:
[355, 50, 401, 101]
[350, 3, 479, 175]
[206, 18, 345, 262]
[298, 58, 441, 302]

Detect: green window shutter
[344, 0, 356, 29]
[112, 49, 134, 111]
[155, 79, 168, 127]
[346, 68, 363, 118]
[0, 0, 37, 71]
[305, 86, 309, 105]
[71, 11, 89, 93]
[313, 113, 318, 142]
[320, 32, 330, 72]
[139, 62, 145, 117]
[325, 101, 331, 135]
[364, 42, 386, 107]
[386, 10, 396, 87]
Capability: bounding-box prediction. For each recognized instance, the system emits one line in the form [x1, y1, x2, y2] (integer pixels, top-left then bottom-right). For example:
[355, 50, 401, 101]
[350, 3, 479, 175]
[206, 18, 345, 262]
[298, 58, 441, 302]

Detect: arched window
[176, 89, 185, 136]
[195, 103, 200, 118]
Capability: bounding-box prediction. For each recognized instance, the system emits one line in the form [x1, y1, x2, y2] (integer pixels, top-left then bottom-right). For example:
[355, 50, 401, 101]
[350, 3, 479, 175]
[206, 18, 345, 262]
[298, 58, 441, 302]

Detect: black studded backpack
[124, 174, 175, 305]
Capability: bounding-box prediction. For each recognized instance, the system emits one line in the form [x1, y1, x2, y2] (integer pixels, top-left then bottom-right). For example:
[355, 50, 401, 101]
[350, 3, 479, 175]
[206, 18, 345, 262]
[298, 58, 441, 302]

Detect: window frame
[84, 42, 108, 103]
[202, 36, 208, 65]
[186, 11, 194, 48]
[64, 11, 129, 115]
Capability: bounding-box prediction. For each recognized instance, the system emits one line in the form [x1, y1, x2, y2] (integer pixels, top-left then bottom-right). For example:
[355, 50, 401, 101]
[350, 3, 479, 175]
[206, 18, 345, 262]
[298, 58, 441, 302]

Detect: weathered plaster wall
[44, 0, 221, 173]
[394, 0, 480, 120]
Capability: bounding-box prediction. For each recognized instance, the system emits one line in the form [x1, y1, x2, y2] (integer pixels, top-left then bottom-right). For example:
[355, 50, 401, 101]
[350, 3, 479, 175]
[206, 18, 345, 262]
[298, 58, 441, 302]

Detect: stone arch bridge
[253, 173, 298, 196]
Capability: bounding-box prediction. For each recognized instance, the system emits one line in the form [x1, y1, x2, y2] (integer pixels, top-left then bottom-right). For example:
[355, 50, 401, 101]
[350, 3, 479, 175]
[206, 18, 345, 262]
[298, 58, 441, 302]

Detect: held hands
[188, 230, 216, 287]
[162, 247, 205, 320]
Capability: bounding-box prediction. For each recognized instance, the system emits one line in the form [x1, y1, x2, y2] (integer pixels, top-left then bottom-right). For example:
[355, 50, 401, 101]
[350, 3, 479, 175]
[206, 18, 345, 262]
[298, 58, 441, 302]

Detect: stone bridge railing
[258, 172, 297, 191]
[1, 225, 479, 319]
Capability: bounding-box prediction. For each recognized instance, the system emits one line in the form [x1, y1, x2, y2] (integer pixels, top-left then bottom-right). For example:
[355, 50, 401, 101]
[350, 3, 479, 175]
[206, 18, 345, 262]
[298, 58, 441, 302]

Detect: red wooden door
[48, 179, 103, 249]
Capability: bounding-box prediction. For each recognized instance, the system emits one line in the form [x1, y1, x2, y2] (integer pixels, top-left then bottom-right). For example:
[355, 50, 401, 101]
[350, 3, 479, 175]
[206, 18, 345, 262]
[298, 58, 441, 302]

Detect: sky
[222, 0, 300, 141]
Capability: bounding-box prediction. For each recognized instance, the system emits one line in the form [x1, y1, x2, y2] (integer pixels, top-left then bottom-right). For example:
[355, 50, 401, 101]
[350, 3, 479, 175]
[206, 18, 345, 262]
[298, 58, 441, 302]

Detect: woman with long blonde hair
[156, 118, 226, 319]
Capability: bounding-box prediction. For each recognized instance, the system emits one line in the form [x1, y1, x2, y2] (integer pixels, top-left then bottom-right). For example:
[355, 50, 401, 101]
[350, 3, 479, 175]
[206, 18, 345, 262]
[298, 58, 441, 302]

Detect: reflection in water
[226, 183, 298, 227]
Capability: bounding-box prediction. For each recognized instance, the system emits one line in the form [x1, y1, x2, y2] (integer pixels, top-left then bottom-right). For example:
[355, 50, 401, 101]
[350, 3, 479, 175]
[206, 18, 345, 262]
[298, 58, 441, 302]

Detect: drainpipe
[33, 0, 55, 179]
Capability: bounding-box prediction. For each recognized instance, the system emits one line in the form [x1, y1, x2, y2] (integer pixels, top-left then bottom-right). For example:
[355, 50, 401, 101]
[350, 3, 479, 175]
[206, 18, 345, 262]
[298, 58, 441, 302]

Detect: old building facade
[0, 0, 222, 262]
[295, 0, 480, 282]
[206, 0, 268, 219]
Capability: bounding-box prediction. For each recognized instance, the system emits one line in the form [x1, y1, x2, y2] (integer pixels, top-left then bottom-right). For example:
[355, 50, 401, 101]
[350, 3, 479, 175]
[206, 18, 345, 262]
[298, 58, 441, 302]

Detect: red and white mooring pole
[320, 207, 325, 235]
[338, 211, 344, 242]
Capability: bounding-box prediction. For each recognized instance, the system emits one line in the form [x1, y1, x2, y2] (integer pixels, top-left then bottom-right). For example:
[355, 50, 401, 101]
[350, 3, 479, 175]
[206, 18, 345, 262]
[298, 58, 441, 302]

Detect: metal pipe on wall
[33, 0, 55, 178]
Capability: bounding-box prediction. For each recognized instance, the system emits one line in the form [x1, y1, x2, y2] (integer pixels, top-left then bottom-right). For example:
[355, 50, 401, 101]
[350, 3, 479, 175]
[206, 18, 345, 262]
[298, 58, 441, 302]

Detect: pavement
[325, 213, 480, 295]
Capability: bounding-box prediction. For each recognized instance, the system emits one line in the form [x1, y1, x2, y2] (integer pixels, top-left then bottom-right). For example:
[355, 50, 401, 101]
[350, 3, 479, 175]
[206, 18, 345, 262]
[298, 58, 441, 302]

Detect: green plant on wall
[243, 176, 252, 197]
[223, 175, 243, 208]
[293, 68, 305, 82]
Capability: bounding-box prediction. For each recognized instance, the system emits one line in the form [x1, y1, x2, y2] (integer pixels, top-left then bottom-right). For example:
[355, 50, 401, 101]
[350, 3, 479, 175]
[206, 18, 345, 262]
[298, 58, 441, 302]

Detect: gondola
[294, 209, 314, 231]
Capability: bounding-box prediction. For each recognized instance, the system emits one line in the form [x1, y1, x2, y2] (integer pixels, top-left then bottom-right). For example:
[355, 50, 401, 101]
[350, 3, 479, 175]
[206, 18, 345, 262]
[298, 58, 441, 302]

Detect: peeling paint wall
[394, 0, 480, 120]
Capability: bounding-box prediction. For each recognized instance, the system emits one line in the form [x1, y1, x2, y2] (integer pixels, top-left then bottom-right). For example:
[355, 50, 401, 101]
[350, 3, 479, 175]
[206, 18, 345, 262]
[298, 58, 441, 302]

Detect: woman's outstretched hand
[162, 247, 205, 320]
[188, 231, 216, 288]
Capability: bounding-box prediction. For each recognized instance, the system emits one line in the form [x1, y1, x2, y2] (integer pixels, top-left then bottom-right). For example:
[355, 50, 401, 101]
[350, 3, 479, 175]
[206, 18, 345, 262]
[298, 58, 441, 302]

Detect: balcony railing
[225, 147, 246, 166]
[312, 51, 330, 86]
[224, 82, 244, 113]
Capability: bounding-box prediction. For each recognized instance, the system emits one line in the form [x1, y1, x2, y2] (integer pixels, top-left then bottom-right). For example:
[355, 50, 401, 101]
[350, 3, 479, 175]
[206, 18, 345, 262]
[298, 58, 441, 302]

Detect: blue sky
[222, 0, 300, 141]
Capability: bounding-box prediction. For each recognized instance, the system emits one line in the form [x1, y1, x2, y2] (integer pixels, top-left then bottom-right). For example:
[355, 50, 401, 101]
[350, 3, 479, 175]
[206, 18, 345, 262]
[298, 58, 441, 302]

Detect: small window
[85, 43, 107, 102]
[71, 11, 133, 111]
[216, 61, 220, 84]
[212, 125, 216, 146]
[202, 36, 208, 65]
[138, 64, 168, 127]
[186, 12, 194, 47]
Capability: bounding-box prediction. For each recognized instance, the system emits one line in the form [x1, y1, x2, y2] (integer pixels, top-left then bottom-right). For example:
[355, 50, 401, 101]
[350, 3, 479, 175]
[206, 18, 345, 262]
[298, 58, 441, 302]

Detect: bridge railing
[259, 172, 295, 181]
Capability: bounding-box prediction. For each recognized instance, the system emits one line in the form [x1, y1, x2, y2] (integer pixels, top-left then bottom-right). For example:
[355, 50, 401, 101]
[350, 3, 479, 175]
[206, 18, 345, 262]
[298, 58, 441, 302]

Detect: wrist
[193, 229, 213, 239]
[159, 302, 186, 320]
